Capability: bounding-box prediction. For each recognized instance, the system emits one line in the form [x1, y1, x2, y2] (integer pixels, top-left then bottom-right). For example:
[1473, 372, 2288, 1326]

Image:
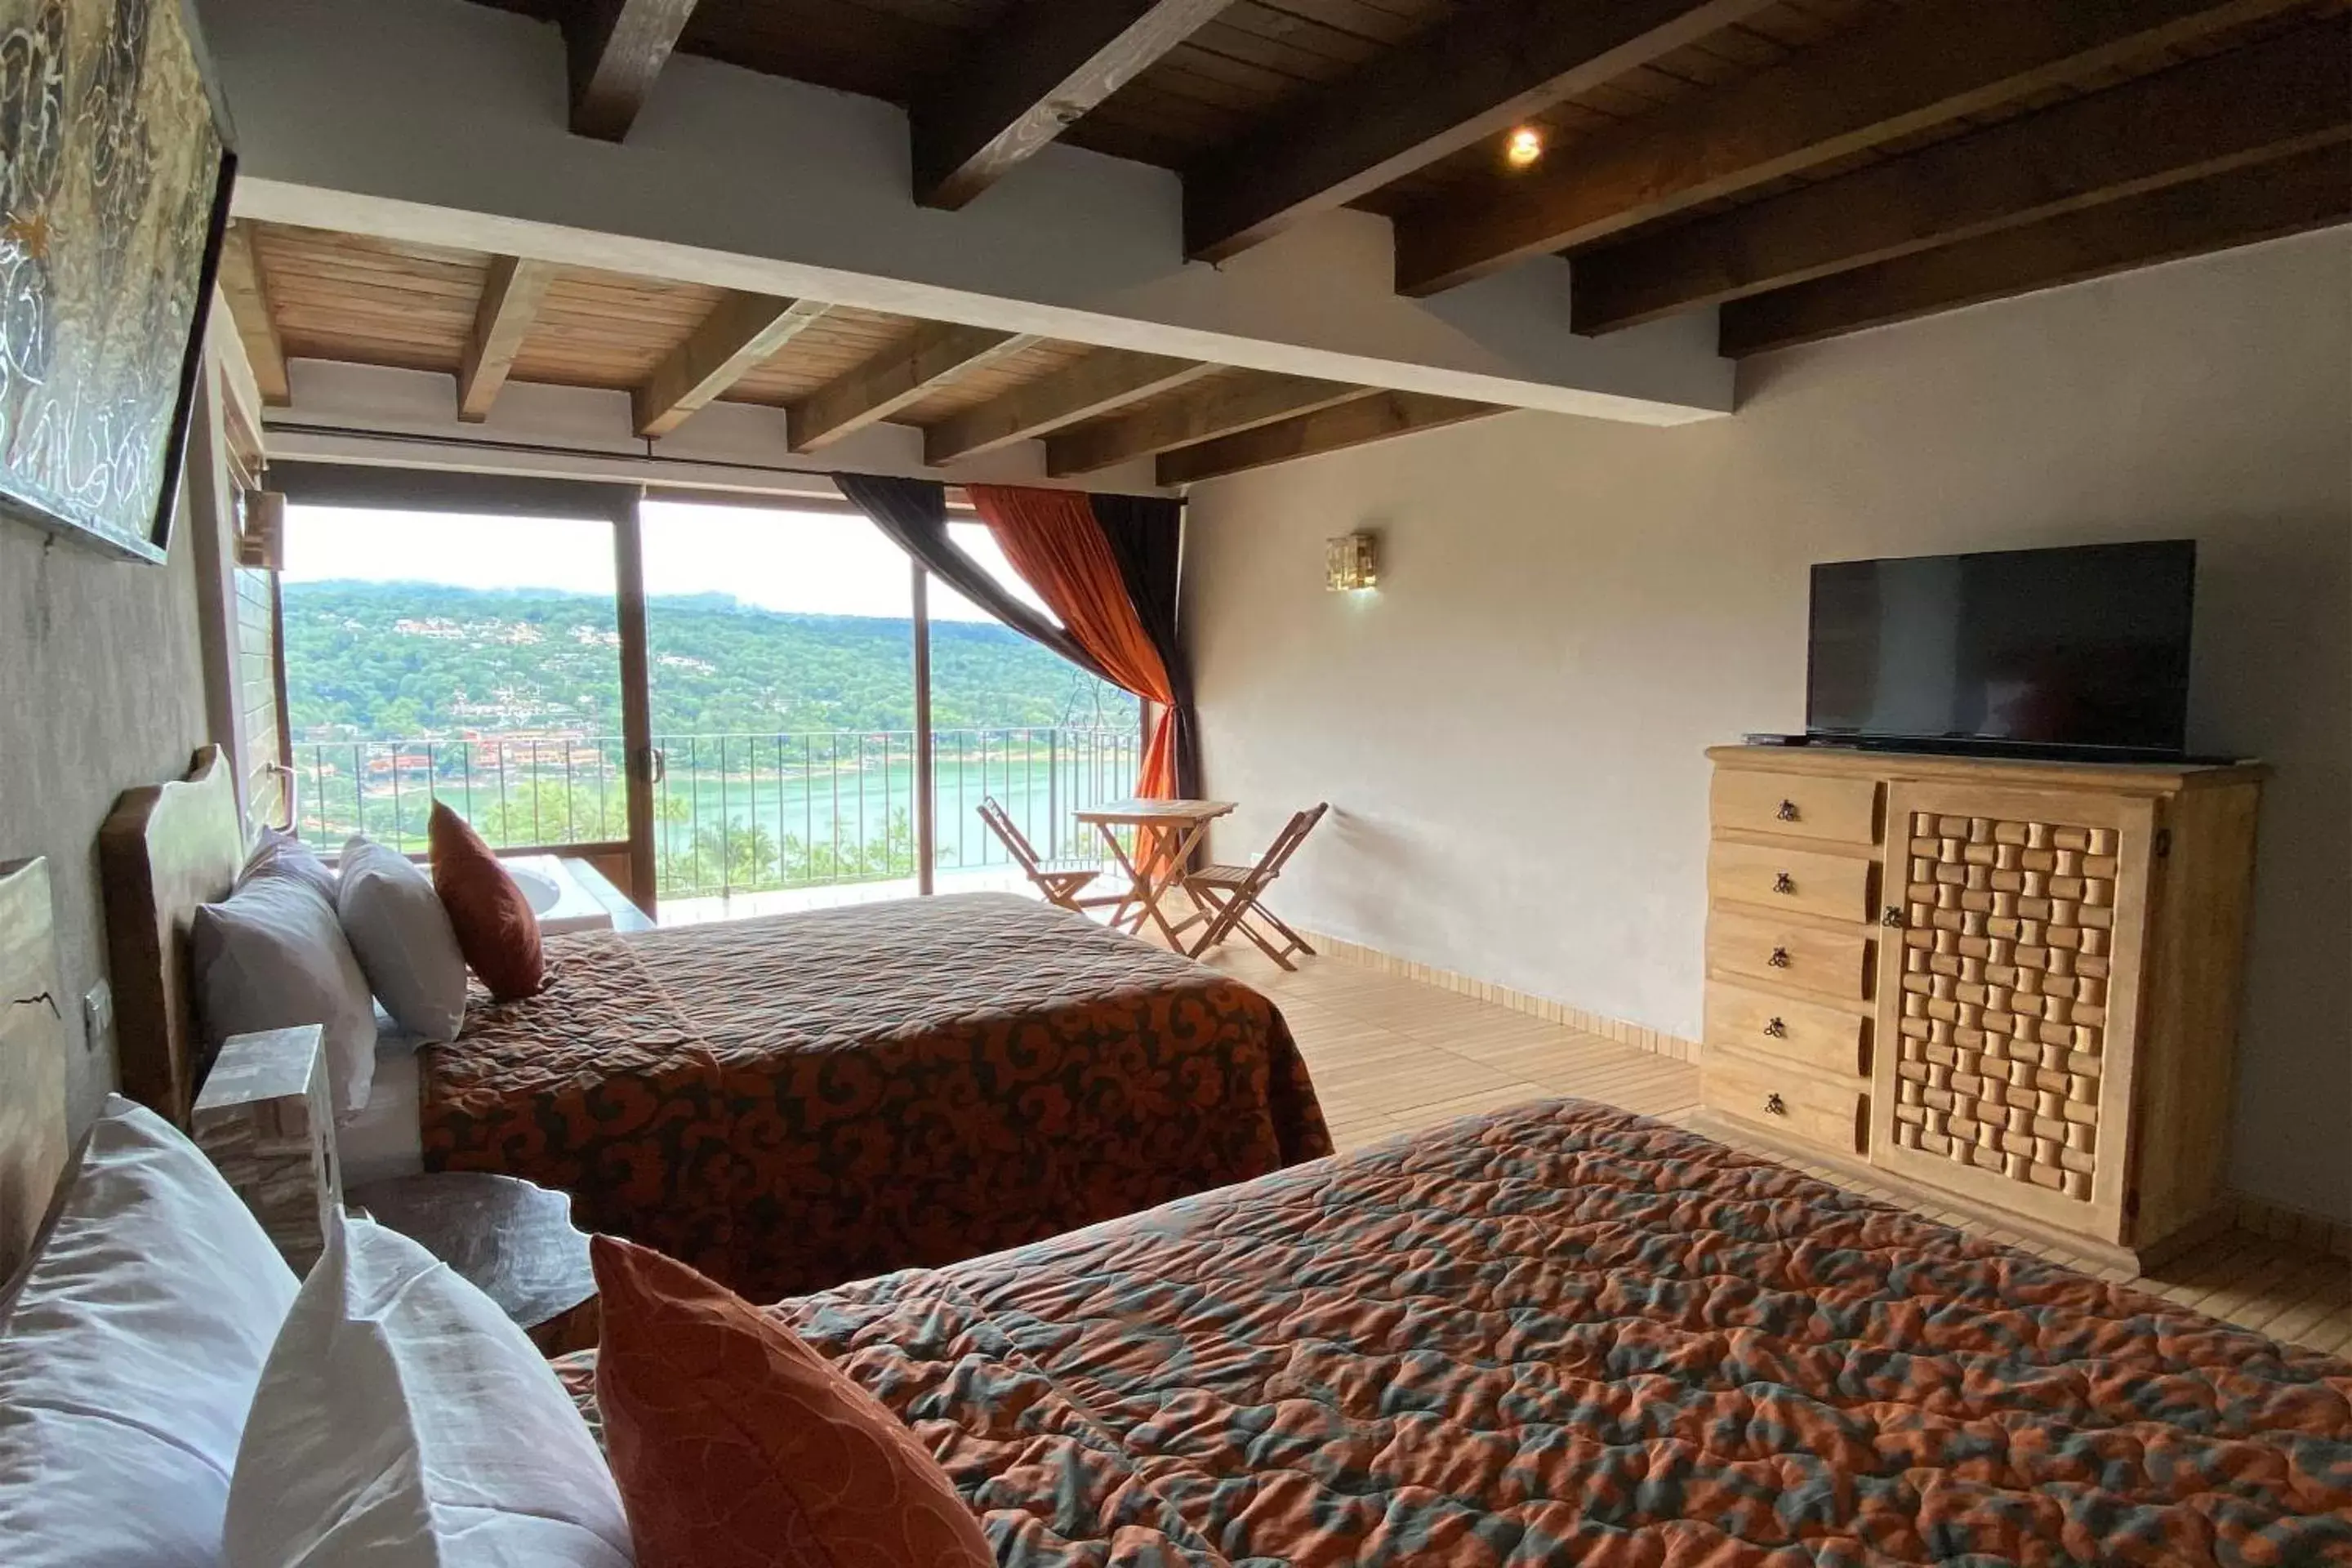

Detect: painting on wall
[0, 0, 234, 564]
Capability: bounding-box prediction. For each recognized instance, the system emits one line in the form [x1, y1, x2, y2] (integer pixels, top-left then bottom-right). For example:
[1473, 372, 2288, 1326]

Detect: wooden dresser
[1700, 744, 2264, 1268]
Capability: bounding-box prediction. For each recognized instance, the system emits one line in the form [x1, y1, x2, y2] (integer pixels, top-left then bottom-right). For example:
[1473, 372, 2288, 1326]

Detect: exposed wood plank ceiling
[228, 219, 1448, 486]
[272, 0, 2352, 482]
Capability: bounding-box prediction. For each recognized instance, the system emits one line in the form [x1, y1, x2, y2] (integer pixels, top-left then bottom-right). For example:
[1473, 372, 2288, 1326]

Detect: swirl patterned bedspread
[556, 1098, 2352, 1566]
[420, 893, 1330, 1301]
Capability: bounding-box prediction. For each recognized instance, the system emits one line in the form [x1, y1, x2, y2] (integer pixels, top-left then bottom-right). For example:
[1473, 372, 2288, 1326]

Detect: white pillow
[227, 1218, 633, 1568]
[194, 872, 379, 1120]
[0, 1094, 301, 1568]
[337, 835, 470, 1042]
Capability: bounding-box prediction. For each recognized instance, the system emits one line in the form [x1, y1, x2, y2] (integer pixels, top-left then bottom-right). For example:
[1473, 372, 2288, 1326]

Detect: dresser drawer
[1706, 1050, 1867, 1156]
[1708, 840, 1876, 924]
[1706, 980, 1868, 1078]
[1713, 768, 1881, 844]
[1708, 911, 1873, 1000]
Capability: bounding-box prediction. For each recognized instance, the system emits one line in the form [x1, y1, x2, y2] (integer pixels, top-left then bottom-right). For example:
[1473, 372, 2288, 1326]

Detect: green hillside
[282, 580, 1137, 739]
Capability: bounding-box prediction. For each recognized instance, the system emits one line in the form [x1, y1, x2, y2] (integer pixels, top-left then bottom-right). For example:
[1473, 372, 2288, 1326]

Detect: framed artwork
[0, 0, 236, 564]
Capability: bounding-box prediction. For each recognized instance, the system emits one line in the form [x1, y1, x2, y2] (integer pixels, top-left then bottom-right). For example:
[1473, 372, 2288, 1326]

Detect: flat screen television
[1806, 541, 2195, 759]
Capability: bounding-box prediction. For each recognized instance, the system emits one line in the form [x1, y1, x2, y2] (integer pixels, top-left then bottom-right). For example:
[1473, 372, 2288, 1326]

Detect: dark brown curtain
[965, 484, 1183, 800]
[1089, 493, 1200, 801]
[831, 472, 1102, 679]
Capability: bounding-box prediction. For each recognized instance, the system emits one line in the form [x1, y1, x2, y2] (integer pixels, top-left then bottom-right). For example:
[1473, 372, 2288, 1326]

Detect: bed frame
[97, 746, 248, 1129]
[1, 858, 72, 1283]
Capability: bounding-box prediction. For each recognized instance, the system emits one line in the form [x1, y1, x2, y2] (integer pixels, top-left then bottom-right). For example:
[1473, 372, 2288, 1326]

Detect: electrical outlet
[82, 979, 113, 1056]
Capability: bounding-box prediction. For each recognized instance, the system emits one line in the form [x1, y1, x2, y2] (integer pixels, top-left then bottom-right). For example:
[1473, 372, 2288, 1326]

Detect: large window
[274, 476, 1138, 919]
[280, 504, 627, 856]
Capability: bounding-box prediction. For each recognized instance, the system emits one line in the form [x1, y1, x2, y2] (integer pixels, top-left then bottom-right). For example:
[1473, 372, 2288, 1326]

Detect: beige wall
[0, 487, 214, 1134]
[1184, 229, 2352, 1222]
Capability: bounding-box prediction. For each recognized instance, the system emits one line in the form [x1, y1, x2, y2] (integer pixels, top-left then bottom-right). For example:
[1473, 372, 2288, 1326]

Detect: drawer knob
[1776, 799, 1800, 822]
[1762, 1017, 1788, 1039]
[1767, 946, 1791, 969]
[1882, 905, 1905, 928]
[1772, 871, 1796, 895]
[1764, 1092, 1788, 1116]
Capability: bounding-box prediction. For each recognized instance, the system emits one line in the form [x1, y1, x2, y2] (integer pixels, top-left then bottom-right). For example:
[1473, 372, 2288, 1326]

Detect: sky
[281, 497, 1051, 625]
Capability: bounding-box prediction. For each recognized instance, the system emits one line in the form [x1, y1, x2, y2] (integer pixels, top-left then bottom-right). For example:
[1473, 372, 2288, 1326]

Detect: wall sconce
[1325, 531, 1378, 592]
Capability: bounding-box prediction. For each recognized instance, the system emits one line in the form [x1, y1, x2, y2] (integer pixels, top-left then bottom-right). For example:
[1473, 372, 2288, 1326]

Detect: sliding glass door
[637, 498, 923, 920]
[925, 523, 1140, 886]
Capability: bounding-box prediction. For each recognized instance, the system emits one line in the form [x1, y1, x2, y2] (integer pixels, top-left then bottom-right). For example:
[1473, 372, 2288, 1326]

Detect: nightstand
[349, 1170, 600, 1352]
[192, 1024, 341, 1276]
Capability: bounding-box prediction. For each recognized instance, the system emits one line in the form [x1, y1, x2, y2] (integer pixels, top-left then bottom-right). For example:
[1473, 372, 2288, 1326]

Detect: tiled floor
[1197, 942, 2352, 1358]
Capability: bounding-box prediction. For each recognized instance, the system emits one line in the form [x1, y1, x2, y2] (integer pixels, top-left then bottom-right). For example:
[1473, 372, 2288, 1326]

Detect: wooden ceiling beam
[1396, 0, 2315, 297]
[1156, 391, 1499, 485]
[633, 293, 833, 438]
[215, 224, 290, 408]
[457, 256, 559, 421]
[1045, 373, 1365, 476]
[564, 0, 700, 141]
[912, 0, 1235, 211]
[1717, 146, 2352, 359]
[920, 350, 1212, 465]
[1575, 21, 2352, 334]
[787, 323, 1036, 452]
[1184, 0, 1775, 264]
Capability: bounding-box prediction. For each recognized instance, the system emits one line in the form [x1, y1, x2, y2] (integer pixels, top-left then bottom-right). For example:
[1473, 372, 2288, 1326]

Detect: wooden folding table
[1073, 798, 1235, 949]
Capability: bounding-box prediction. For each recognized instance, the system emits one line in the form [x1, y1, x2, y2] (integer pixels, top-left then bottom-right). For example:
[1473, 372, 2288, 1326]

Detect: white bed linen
[0, 1097, 300, 1568]
[338, 1024, 425, 1186]
[226, 1219, 631, 1568]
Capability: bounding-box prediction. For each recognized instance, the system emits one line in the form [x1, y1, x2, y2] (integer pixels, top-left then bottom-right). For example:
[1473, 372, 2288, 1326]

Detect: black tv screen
[1806, 541, 2195, 756]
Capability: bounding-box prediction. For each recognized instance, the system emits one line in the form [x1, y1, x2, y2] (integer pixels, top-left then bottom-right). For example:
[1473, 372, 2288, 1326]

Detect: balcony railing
[292, 727, 1140, 898]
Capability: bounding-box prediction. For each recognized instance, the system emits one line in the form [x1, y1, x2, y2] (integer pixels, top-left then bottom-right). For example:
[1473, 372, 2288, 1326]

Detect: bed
[417, 893, 1327, 1299]
[98, 749, 1331, 1300]
[557, 1097, 2352, 1566]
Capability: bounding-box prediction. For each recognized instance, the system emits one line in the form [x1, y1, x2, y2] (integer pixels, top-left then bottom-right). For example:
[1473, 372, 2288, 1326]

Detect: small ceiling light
[1504, 125, 1544, 169]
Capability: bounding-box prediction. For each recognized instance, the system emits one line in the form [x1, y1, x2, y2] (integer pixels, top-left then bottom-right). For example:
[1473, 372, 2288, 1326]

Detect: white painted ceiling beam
[197, 0, 1732, 427]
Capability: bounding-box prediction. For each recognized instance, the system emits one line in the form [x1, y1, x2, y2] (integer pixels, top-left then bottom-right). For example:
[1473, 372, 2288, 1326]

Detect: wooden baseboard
[2230, 1191, 2352, 1258]
[1296, 929, 1702, 1063]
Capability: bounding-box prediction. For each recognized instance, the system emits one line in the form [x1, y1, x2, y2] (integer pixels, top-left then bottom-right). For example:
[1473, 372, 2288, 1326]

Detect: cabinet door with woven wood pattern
[1870, 781, 2155, 1245]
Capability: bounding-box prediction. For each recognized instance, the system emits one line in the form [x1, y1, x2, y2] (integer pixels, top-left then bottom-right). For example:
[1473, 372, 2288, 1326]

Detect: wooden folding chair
[978, 798, 1119, 915]
[1176, 803, 1327, 969]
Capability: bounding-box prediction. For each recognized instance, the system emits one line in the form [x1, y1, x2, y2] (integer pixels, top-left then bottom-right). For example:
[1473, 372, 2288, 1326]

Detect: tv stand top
[1717, 740, 2265, 793]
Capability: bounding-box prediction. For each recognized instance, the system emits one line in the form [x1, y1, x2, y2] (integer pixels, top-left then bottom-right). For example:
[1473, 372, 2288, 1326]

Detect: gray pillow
[193, 875, 378, 1120]
[336, 837, 468, 1043]
[240, 826, 340, 906]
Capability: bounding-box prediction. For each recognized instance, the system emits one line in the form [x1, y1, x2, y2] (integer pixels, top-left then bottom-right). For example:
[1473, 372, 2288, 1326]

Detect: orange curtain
[964, 484, 1179, 801]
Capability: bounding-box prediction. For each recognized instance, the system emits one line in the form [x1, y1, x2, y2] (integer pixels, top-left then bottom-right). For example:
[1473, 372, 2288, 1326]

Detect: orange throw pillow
[590, 1236, 994, 1568]
[426, 802, 544, 1001]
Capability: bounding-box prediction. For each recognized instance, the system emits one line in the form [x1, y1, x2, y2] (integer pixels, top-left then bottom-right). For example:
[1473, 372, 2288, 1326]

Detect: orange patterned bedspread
[419, 893, 1330, 1300]
[559, 1098, 2352, 1566]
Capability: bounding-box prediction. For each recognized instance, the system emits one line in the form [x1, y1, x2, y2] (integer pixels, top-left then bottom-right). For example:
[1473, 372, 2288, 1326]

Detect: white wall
[1183, 229, 2352, 1222]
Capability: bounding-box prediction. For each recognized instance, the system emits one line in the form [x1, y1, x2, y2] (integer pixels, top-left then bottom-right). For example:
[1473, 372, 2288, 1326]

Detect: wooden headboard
[98, 745, 247, 1128]
[0, 858, 71, 1282]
